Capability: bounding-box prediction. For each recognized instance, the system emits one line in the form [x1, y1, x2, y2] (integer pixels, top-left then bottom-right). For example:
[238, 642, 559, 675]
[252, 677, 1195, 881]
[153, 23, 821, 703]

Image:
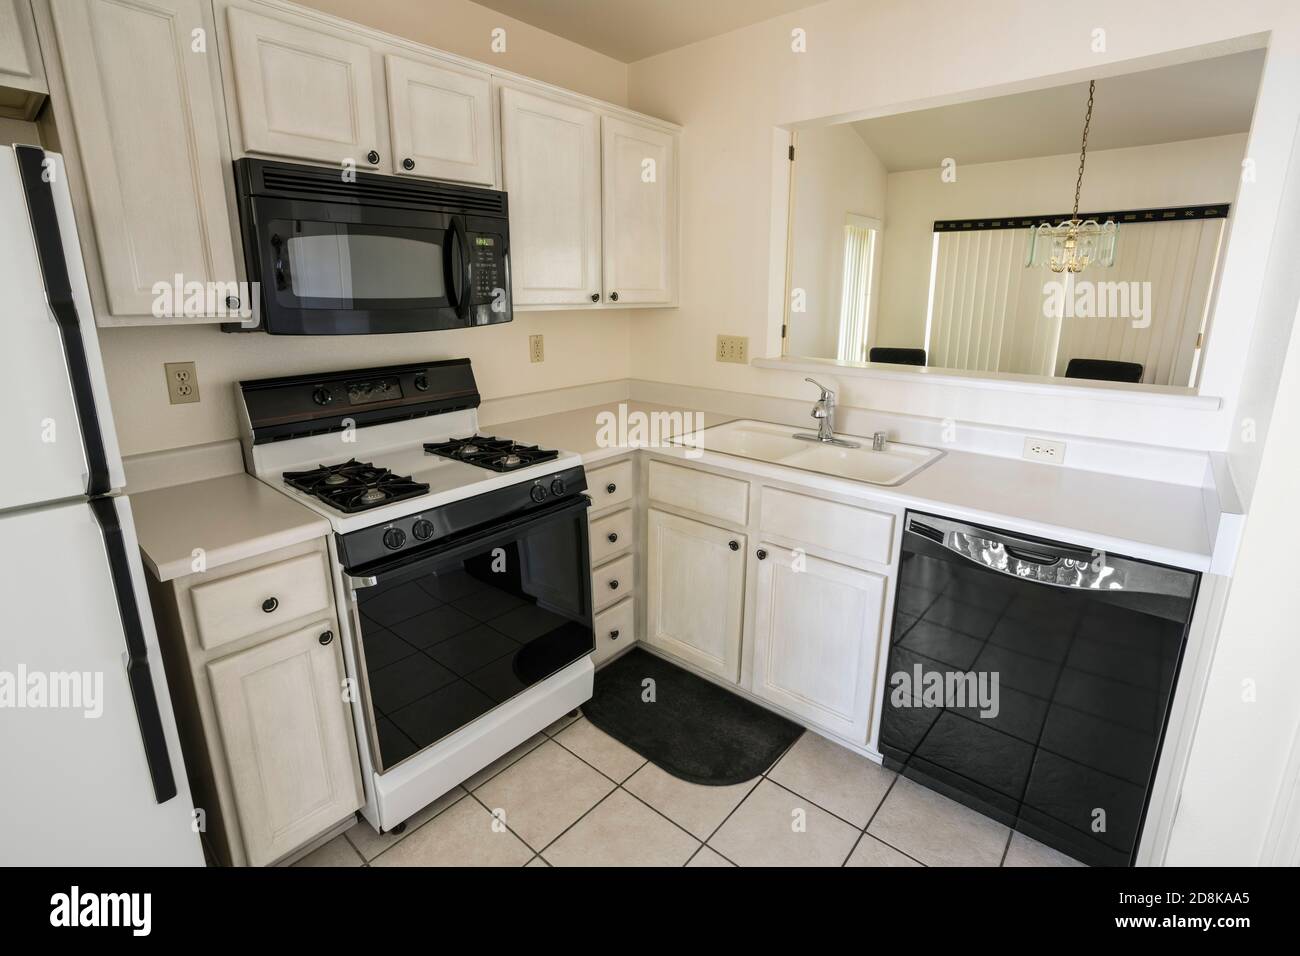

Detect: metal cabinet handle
[756, 549, 768, 560]
[607, 532, 619, 543]
[318, 630, 334, 646]
[261, 597, 279, 613]
[608, 579, 620, 590]
[610, 629, 620, 640]
[606, 483, 617, 494]
[728, 540, 739, 551]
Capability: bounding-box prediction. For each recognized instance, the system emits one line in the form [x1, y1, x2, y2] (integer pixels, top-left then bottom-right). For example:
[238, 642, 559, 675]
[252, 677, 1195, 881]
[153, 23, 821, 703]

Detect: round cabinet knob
[590, 293, 600, 302]
[412, 519, 434, 541]
[607, 532, 619, 544]
[550, 478, 567, 497]
[530, 484, 548, 503]
[318, 630, 334, 646]
[402, 158, 415, 171]
[312, 386, 333, 406]
[366, 149, 380, 165]
[609, 629, 620, 641]
[413, 372, 429, 391]
[261, 597, 278, 613]
[383, 528, 407, 551]
[608, 579, 620, 590]
[756, 549, 768, 560]
[609, 291, 619, 302]
[605, 483, 617, 495]
[728, 540, 739, 551]
[225, 295, 240, 310]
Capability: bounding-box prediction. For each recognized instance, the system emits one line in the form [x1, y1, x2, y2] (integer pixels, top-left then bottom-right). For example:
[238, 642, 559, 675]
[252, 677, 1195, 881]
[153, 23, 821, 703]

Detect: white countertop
[132, 473, 330, 582]
[494, 402, 1215, 571]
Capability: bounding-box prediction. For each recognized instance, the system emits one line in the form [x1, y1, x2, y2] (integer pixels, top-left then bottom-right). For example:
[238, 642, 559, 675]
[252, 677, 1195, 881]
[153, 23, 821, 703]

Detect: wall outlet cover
[716, 334, 749, 364]
[164, 361, 199, 405]
[1023, 436, 1065, 464]
[529, 334, 544, 363]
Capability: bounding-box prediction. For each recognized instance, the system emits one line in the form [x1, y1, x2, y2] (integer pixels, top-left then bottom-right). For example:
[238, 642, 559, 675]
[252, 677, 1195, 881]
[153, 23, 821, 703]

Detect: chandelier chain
[1072, 80, 1095, 222]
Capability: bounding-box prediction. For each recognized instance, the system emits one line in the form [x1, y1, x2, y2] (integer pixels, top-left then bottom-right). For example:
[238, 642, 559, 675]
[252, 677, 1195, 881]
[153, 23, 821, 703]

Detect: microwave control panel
[469, 233, 506, 305]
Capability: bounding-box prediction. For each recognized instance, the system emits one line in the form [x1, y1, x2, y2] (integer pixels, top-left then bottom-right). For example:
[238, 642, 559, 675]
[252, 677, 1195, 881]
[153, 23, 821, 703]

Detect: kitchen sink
[671, 419, 943, 486]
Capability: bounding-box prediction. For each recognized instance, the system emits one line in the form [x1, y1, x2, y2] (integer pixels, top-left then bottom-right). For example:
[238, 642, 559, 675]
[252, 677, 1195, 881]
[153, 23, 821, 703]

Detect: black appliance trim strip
[15, 145, 111, 497]
[89, 488, 180, 804]
[933, 202, 1230, 233]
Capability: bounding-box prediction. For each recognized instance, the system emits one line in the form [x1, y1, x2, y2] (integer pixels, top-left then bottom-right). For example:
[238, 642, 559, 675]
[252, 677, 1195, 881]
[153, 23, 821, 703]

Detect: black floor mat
[583, 648, 803, 786]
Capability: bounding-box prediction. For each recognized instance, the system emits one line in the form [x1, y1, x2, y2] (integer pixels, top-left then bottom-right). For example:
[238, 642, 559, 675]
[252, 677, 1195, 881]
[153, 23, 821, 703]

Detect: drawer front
[592, 553, 634, 612]
[587, 459, 634, 510]
[592, 597, 635, 665]
[760, 487, 895, 567]
[190, 552, 332, 651]
[648, 460, 748, 526]
[589, 508, 633, 565]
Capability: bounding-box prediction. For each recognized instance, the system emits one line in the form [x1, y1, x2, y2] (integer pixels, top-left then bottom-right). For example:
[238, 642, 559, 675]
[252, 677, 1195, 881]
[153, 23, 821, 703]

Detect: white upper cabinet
[386, 54, 495, 185]
[45, 0, 240, 322]
[0, 0, 47, 119]
[601, 115, 678, 306]
[501, 87, 602, 306]
[751, 544, 886, 742]
[225, 6, 383, 169]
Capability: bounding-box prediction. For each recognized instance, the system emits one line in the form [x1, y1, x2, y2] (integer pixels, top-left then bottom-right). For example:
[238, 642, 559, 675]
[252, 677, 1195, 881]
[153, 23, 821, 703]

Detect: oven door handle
[905, 514, 1196, 597]
[344, 573, 379, 592]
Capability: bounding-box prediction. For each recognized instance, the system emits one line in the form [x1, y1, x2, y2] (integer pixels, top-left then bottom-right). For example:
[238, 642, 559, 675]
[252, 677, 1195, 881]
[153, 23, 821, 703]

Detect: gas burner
[283, 459, 429, 514]
[424, 435, 560, 473]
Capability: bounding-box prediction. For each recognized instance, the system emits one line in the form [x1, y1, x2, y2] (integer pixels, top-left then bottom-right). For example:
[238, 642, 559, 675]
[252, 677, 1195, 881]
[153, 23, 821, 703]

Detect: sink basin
[672, 419, 942, 486]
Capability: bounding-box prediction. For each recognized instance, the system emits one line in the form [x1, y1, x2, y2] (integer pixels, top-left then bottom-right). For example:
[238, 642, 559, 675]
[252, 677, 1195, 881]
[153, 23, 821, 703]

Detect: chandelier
[1027, 80, 1118, 274]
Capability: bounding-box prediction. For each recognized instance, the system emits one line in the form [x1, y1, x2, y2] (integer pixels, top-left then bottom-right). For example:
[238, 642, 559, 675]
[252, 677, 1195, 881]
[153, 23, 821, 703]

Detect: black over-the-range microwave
[228, 158, 512, 335]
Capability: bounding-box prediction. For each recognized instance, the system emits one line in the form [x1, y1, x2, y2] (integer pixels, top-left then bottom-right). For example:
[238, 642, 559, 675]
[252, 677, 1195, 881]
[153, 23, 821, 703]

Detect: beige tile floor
[294, 710, 1084, 868]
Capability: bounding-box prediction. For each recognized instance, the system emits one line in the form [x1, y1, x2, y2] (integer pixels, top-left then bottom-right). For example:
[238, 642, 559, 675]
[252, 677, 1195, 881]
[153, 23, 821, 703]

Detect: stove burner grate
[424, 435, 560, 472]
[283, 459, 429, 514]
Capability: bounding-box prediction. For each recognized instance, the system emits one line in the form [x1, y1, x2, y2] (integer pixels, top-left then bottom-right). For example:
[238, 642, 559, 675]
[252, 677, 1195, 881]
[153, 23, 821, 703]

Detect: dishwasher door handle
[906, 514, 1196, 598]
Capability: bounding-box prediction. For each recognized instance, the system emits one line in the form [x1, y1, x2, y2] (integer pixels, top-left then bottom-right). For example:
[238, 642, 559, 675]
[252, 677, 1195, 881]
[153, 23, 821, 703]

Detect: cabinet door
[207, 620, 362, 867]
[601, 115, 677, 306]
[646, 509, 745, 681]
[751, 544, 885, 742]
[385, 53, 494, 185]
[500, 87, 601, 306]
[225, 6, 381, 168]
[0, 0, 47, 119]
[48, 0, 239, 319]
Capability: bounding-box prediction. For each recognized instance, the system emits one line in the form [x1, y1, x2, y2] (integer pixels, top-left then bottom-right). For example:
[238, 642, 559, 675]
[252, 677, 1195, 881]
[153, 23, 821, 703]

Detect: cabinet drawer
[592, 597, 635, 665]
[649, 460, 748, 526]
[592, 553, 633, 612]
[760, 487, 895, 567]
[589, 508, 633, 565]
[587, 459, 633, 510]
[190, 552, 331, 651]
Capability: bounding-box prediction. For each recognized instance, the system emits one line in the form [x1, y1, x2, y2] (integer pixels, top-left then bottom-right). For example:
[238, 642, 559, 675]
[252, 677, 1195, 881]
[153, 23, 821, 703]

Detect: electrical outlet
[529, 334, 544, 363]
[164, 361, 200, 405]
[1023, 436, 1065, 464]
[716, 334, 749, 364]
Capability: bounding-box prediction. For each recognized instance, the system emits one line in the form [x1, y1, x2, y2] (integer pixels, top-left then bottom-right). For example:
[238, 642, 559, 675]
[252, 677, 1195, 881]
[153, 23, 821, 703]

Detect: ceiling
[471, 0, 821, 62]
[851, 50, 1265, 173]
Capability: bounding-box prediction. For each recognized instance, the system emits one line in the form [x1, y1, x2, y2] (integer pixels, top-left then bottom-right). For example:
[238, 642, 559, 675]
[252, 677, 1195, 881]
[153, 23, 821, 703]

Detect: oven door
[249, 196, 475, 334]
[343, 495, 594, 772]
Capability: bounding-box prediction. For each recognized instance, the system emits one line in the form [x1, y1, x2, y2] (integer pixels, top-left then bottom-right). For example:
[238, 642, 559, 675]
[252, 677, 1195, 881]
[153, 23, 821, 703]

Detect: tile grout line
[356, 788, 469, 866]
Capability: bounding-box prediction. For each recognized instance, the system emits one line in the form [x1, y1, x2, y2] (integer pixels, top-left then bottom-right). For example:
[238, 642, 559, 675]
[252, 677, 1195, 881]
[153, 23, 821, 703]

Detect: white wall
[787, 124, 886, 358]
[625, 0, 1300, 469]
[873, 134, 1247, 350]
[94, 0, 632, 457]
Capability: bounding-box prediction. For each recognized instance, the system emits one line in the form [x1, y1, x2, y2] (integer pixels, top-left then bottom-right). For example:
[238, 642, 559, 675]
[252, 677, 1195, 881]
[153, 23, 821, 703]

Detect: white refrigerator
[0, 145, 203, 865]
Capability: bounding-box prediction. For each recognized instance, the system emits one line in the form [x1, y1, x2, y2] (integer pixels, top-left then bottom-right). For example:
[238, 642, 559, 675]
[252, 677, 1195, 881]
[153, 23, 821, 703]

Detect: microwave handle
[450, 217, 472, 322]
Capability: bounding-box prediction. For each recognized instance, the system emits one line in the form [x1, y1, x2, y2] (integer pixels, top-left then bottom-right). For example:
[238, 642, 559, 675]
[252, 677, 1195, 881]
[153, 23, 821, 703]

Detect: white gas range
[237, 360, 596, 833]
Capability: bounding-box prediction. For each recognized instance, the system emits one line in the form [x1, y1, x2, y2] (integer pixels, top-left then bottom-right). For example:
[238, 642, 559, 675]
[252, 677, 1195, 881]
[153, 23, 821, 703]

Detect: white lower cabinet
[646, 508, 746, 681]
[750, 543, 886, 742]
[207, 620, 362, 867]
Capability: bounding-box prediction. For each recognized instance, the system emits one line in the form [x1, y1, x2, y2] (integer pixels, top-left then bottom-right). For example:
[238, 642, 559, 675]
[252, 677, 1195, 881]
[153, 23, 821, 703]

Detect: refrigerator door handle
[15, 145, 112, 497]
[89, 497, 178, 804]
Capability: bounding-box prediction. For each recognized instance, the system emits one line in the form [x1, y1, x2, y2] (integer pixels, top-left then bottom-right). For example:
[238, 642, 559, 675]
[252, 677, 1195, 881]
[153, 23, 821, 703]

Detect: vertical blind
[836, 220, 877, 363]
[926, 219, 1225, 385]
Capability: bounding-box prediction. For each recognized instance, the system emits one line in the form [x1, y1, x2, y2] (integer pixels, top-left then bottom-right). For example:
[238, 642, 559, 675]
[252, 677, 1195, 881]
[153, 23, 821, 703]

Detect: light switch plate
[1023, 436, 1065, 464]
[164, 361, 199, 405]
[716, 334, 748, 364]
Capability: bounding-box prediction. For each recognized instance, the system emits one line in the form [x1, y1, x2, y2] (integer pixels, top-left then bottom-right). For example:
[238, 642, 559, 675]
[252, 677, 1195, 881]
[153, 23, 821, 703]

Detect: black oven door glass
[352, 501, 593, 771]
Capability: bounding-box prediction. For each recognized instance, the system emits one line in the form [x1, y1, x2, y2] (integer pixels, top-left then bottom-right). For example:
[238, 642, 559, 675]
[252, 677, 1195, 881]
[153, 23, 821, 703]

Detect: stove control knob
[550, 477, 566, 497]
[383, 528, 407, 551]
[312, 386, 333, 406]
[529, 484, 548, 503]
[412, 519, 434, 541]
[413, 372, 429, 391]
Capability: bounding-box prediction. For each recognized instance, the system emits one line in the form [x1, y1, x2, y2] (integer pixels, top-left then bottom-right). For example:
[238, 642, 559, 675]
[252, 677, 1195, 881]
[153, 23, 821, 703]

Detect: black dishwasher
[878, 511, 1198, 867]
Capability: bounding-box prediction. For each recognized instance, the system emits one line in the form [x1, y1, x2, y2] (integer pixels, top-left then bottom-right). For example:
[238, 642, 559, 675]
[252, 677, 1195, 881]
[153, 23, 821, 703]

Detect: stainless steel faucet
[794, 378, 860, 448]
